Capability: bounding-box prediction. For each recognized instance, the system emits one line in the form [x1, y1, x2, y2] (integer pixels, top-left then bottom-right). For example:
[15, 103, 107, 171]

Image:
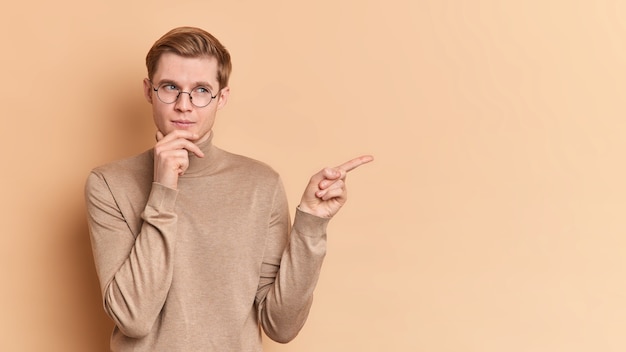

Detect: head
[146, 26, 232, 90]
[143, 27, 232, 143]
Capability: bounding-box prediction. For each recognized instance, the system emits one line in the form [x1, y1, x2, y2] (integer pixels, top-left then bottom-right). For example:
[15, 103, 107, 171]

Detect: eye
[161, 84, 178, 91]
[194, 86, 211, 95]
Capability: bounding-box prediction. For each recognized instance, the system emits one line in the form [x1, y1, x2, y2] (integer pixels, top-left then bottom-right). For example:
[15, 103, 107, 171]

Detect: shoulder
[216, 147, 281, 181]
[90, 150, 152, 177]
[86, 149, 153, 192]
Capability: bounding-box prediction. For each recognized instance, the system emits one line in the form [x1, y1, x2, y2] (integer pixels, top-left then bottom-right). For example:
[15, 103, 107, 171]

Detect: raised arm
[85, 130, 203, 338]
[86, 173, 179, 338]
[257, 155, 374, 342]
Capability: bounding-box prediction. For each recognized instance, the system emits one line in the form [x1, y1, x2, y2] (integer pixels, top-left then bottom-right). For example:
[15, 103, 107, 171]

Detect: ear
[143, 78, 153, 104]
[216, 86, 230, 110]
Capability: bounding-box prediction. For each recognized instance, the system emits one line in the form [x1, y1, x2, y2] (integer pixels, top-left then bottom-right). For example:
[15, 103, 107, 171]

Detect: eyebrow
[156, 79, 216, 91]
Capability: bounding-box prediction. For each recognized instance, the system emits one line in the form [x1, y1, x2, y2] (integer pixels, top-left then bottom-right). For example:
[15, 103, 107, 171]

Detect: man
[85, 26, 372, 351]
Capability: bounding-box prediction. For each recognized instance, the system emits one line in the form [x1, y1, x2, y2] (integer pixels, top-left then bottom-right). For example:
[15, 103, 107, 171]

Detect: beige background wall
[2, 1, 626, 351]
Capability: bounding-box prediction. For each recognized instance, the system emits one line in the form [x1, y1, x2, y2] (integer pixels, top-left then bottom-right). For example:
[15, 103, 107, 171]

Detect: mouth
[171, 120, 195, 128]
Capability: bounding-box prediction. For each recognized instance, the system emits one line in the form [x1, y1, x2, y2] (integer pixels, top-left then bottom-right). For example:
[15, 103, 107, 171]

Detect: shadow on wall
[93, 71, 156, 163]
[66, 211, 113, 351]
[38, 189, 114, 351]
[65, 71, 154, 351]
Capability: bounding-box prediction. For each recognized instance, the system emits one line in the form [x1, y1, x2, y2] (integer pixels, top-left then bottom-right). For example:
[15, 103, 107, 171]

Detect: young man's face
[143, 52, 229, 144]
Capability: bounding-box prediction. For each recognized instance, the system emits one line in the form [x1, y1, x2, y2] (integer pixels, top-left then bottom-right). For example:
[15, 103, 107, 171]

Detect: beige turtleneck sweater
[85, 134, 329, 351]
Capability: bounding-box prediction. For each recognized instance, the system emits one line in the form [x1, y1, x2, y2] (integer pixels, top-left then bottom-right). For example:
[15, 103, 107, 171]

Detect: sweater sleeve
[85, 171, 179, 338]
[255, 178, 330, 343]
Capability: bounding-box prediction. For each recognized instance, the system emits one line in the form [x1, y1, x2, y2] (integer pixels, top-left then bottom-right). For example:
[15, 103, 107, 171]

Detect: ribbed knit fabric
[85, 133, 329, 351]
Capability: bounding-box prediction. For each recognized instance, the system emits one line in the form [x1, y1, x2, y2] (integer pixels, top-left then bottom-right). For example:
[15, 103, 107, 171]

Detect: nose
[174, 91, 193, 111]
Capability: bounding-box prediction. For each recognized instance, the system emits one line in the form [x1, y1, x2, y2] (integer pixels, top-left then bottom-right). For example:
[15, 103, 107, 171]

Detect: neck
[183, 132, 217, 177]
[194, 130, 213, 145]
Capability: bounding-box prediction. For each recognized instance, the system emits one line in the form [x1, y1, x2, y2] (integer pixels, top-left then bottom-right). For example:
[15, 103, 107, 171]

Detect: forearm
[87, 176, 178, 338]
[259, 209, 329, 343]
[104, 200, 177, 337]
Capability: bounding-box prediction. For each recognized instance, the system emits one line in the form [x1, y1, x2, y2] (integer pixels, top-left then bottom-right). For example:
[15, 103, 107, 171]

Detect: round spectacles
[150, 81, 218, 108]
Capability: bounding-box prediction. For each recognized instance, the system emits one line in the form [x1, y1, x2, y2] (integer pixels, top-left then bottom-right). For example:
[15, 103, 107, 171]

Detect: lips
[172, 120, 195, 128]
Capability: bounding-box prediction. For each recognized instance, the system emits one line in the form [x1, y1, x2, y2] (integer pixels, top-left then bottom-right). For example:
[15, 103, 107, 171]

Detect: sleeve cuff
[292, 207, 330, 238]
[146, 182, 179, 213]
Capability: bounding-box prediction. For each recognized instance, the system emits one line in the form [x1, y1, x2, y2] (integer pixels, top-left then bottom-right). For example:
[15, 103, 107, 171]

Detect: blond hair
[146, 27, 232, 90]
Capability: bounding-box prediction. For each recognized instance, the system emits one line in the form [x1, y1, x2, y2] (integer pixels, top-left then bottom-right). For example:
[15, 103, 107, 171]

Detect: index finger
[337, 155, 374, 173]
[160, 129, 200, 142]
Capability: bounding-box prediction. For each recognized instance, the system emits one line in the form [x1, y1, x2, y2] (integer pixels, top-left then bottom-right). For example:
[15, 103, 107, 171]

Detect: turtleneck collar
[149, 131, 219, 178]
[180, 131, 220, 177]
[148, 131, 221, 178]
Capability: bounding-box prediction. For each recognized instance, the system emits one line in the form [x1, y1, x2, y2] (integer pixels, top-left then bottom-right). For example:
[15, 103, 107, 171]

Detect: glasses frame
[149, 80, 218, 108]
